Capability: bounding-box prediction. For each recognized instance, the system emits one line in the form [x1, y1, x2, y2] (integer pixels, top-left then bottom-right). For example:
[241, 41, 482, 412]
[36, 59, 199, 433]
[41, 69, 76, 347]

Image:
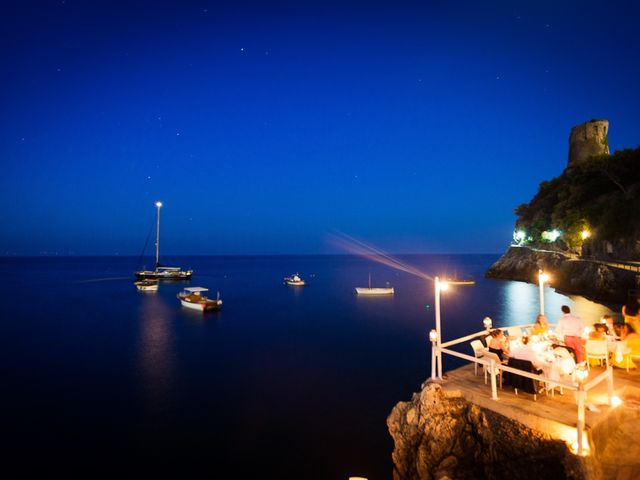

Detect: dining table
[507, 337, 576, 387]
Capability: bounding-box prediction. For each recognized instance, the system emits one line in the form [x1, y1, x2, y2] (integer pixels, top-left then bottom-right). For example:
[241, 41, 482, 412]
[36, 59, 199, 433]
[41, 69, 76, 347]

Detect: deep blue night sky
[1, 0, 639, 255]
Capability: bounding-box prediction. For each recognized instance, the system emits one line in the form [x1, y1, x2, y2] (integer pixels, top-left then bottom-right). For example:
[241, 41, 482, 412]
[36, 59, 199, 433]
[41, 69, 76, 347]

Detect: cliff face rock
[485, 246, 638, 305]
[568, 119, 609, 167]
[387, 382, 586, 480]
[590, 386, 640, 480]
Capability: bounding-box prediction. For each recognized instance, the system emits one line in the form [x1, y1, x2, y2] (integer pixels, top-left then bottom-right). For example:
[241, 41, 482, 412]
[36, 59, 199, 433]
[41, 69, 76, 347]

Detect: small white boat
[355, 273, 394, 295]
[284, 273, 305, 286]
[177, 287, 222, 312]
[134, 279, 159, 291]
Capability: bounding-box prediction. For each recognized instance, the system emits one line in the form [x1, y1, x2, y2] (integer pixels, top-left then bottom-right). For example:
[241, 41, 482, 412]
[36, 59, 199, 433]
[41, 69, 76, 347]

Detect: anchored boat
[134, 201, 193, 281]
[355, 273, 394, 295]
[177, 287, 222, 312]
[134, 279, 159, 291]
[284, 273, 306, 286]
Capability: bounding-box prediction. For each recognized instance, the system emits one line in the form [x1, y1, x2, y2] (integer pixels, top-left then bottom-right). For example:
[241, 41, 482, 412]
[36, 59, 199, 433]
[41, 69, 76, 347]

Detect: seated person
[589, 323, 607, 340]
[602, 314, 616, 337]
[509, 336, 540, 367]
[613, 322, 625, 339]
[488, 329, 510, 362]
[611, 323, 640, 369]
[530, 314, 549, 336]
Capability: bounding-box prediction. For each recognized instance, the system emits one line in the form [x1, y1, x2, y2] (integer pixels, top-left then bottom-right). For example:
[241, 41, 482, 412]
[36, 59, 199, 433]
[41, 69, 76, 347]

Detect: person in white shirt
[555, 305, 585, 363]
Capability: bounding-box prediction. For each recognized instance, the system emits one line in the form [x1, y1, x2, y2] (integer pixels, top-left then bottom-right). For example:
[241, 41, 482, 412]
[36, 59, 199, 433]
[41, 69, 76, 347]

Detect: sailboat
[355, 273, 394, 295]
[134, 201, 193, 281]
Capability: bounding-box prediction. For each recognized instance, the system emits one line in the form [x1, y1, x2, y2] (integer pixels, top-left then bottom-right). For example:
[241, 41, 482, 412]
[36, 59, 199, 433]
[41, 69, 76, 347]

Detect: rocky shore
[485, 246, 638, 306]
[387, 382, 590, 480]
[387, 381, 640, 480]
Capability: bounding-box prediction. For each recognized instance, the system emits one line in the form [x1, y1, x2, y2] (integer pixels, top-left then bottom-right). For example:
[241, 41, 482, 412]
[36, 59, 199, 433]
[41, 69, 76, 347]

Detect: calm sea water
[0, 255, 615, 478]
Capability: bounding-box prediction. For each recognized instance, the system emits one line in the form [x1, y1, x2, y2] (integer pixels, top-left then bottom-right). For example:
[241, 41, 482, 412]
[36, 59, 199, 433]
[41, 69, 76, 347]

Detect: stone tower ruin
[568, 119, 609, 167]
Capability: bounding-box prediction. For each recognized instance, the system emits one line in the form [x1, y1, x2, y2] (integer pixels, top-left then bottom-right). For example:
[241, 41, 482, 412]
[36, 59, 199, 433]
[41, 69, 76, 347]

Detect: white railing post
[607, 366, 614, 405]
[431, 344, 437, 380]
[577, 383, 585, 455]
[490, 359, 498, 400]
[429, 330, 438, 381]
[435, 277, 443, 380]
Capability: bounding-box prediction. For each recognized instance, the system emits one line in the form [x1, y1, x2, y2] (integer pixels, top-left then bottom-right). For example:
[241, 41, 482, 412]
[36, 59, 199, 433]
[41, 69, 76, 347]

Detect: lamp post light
[538, 269, 549, 316]
[581, 229, 591, 240]
[434, 276, 449, 380]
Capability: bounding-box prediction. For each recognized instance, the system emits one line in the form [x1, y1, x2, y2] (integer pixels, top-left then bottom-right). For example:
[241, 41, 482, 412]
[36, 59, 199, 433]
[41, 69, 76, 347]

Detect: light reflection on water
[499, 281, 615, 328]
[138, 292, 174, 401]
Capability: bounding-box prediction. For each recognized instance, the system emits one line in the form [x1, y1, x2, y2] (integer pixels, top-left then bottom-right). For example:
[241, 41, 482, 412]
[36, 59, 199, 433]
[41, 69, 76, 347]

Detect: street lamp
[433, 277, 448, 380]
[430, 277, 473, 381]
[581, 229, 591, 240]
[538, 269, 550, 315]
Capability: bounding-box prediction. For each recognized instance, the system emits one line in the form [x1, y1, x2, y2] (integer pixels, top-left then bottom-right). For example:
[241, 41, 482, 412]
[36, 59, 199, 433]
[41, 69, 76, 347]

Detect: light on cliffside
[513, 230, 526, 245]
[581, 229, 591, 240]
[541, 229, 561, 242]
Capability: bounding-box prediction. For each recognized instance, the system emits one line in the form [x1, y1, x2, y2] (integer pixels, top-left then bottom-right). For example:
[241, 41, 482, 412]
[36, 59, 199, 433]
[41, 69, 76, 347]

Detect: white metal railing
[431, 323, 615, 456]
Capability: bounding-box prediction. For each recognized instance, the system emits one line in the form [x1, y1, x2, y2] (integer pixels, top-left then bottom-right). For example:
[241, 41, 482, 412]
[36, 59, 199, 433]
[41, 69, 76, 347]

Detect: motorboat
[284, 273, 305, 286]
[355, 273, 394, 295]
[134, 279, 159, 291]
[177, 287, 222, 312]
[134, 201, 193, 281]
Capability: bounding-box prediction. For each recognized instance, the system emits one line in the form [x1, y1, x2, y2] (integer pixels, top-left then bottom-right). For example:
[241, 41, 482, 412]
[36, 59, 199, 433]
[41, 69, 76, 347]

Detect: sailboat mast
[155, 201, 162, 270]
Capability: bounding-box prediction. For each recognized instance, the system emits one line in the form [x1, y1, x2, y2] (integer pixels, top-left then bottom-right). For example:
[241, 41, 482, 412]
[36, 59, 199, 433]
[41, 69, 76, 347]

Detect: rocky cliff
[387, 381, 640, 480]
[387, 382, 589, 480]
[485, 247, 638, 305]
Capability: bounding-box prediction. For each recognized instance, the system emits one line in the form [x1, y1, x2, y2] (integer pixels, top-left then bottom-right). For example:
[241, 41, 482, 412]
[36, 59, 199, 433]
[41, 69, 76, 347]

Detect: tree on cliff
[514, 146, 640, 253]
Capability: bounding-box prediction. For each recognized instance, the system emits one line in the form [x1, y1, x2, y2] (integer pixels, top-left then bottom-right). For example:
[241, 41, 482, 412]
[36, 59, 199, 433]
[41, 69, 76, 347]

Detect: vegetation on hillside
[513, 146, 640, 250]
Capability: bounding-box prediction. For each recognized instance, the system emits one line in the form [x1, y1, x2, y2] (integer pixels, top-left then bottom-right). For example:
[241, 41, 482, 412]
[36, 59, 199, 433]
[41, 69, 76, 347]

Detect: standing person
[556, 305, 585, 363]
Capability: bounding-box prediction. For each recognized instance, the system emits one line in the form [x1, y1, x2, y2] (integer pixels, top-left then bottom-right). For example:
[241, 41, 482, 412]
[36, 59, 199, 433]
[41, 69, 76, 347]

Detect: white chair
[482, 351, 504, 388]
[549, 347, 576, 396]
[585, 339, 609, 369]
[470, 339, 487, 376]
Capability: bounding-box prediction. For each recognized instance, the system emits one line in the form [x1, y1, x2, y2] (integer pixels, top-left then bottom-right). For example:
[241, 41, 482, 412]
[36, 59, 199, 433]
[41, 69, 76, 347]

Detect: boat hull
[135, 282, 159, 291]
[178, 296, 222, 312]
[135, 270, 193, 281]
[285, 280, 305, 286]
[355, 287, 394, 295]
